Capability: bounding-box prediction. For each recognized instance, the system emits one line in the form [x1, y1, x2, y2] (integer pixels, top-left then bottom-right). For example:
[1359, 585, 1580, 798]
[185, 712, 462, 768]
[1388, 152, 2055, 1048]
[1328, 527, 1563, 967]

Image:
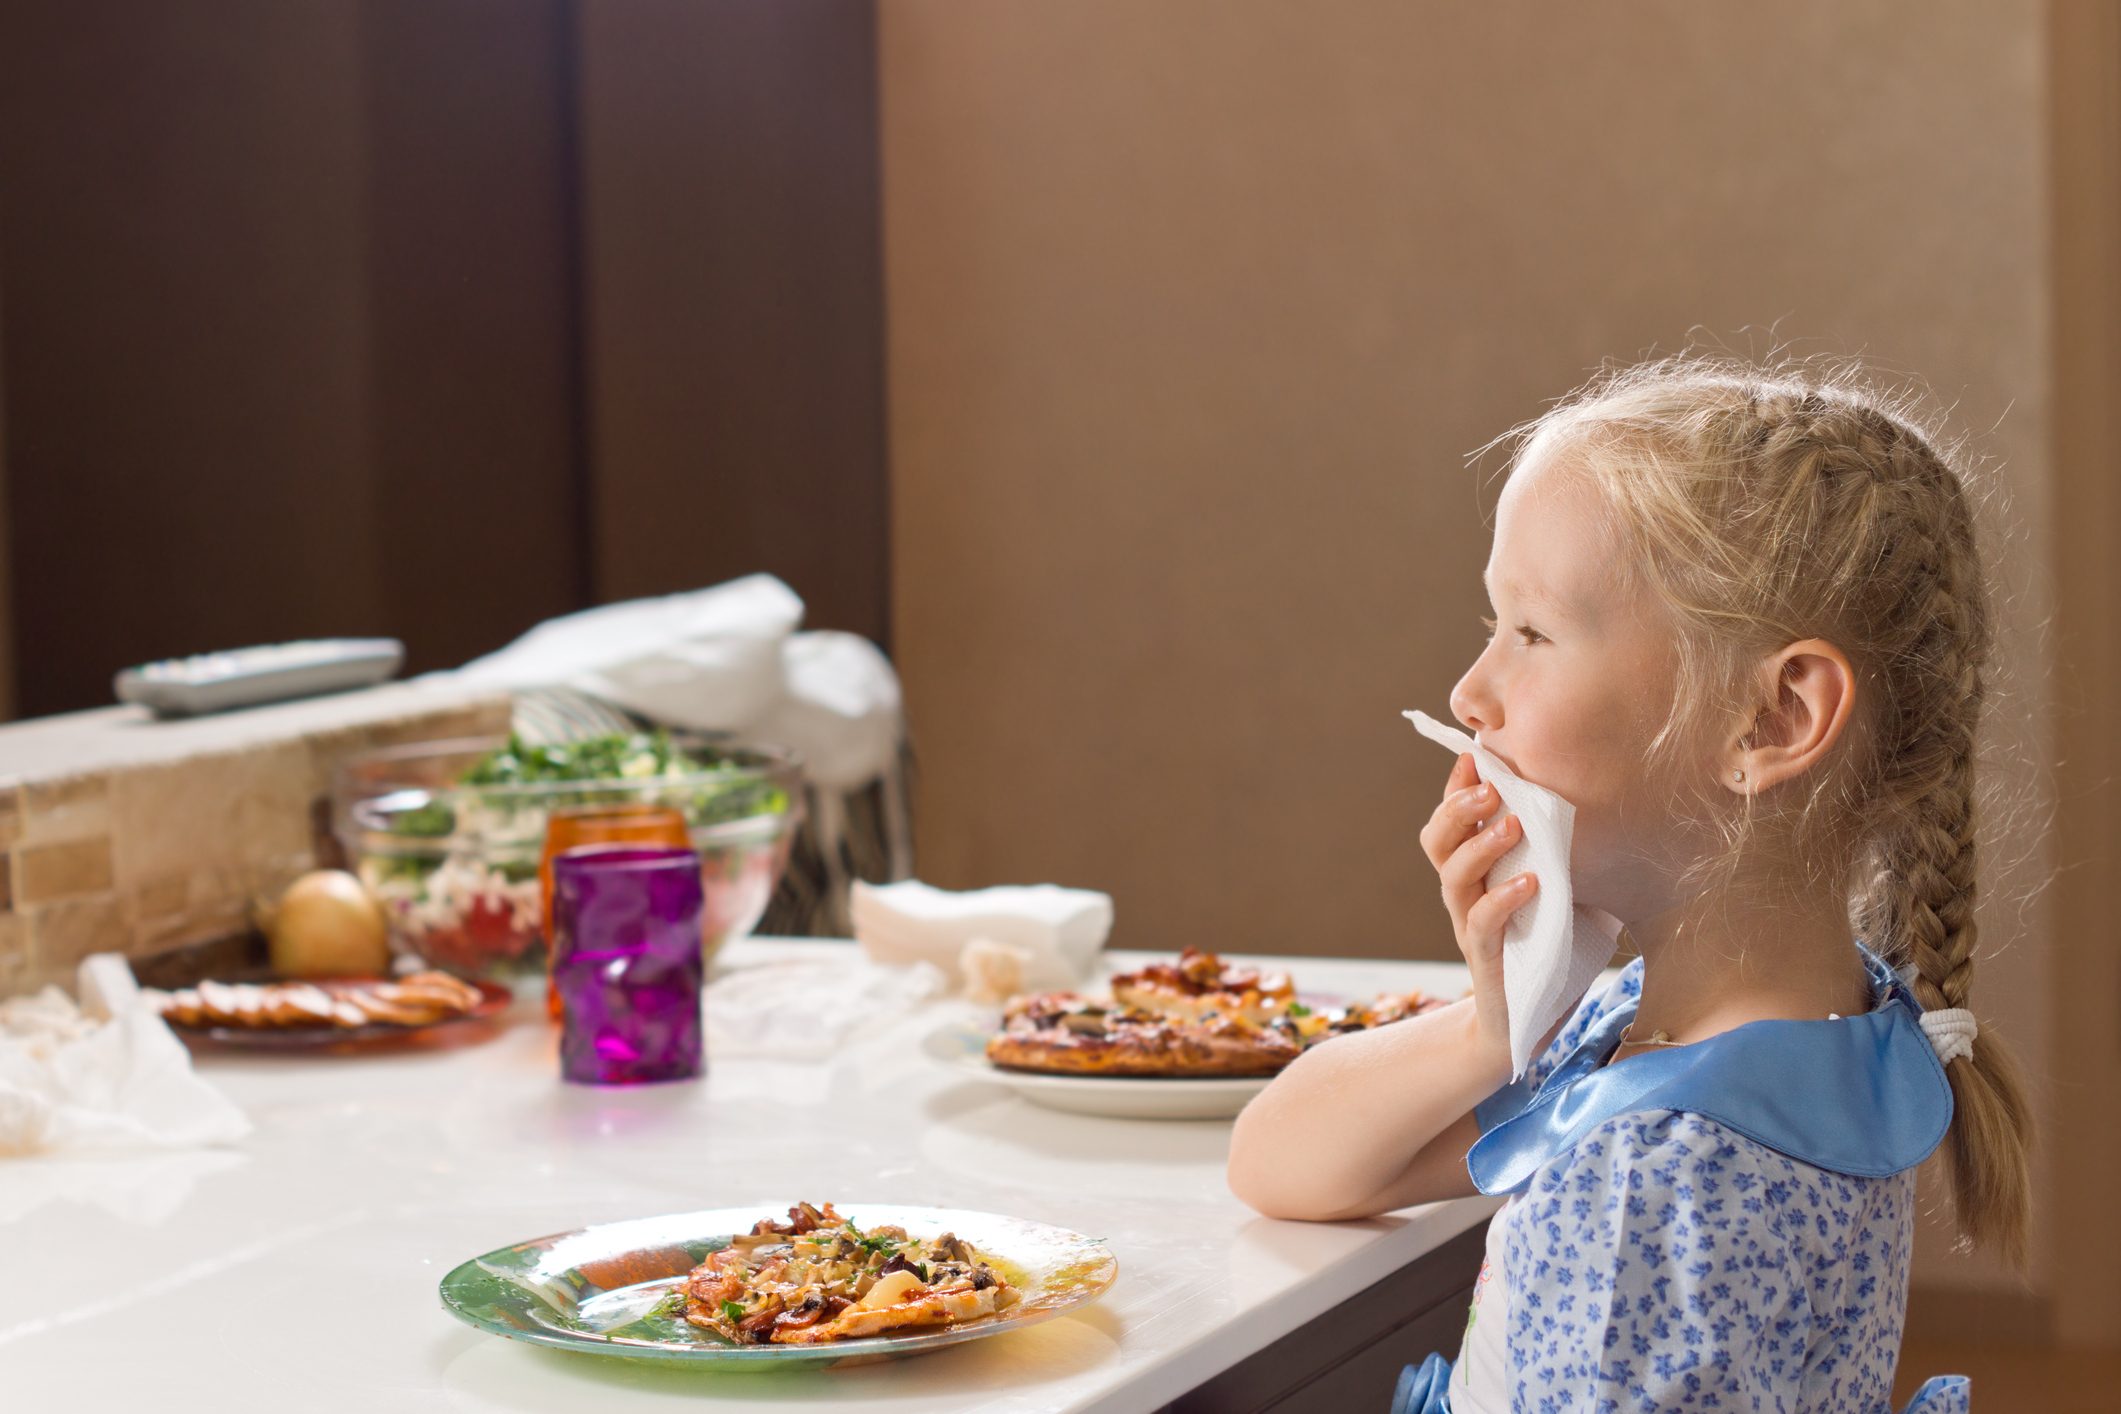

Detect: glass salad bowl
[334, 734, 803, 978]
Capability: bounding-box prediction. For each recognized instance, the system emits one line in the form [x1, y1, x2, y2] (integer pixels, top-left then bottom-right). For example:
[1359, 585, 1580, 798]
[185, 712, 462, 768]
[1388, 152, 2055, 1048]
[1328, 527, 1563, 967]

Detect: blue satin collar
[1466, 948, 1953, 1195]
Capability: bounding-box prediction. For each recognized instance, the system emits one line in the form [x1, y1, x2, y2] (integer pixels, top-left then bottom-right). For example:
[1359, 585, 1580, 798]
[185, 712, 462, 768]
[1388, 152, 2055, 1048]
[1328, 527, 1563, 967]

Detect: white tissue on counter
[0, 954, 251, 1157]
[704, 957, 946, 1062]
[851, 879, 1113, 991]
[1406, 711, 1622, 1079]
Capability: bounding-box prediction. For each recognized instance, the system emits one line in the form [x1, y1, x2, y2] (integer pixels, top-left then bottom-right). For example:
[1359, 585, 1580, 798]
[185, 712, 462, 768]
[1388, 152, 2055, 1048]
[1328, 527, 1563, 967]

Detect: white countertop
[0, 940, 1496, 1412]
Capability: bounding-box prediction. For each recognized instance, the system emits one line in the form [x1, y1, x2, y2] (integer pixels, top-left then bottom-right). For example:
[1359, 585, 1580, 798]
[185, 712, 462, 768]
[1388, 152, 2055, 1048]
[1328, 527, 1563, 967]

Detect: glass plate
[438, 1203, 1117, 1368]
[170, 979, 513, 1052]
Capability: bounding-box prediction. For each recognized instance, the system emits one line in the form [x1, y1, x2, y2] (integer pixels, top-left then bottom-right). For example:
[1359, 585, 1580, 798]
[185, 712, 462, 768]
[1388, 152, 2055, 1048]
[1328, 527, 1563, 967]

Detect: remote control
[115, 639, 406, 717]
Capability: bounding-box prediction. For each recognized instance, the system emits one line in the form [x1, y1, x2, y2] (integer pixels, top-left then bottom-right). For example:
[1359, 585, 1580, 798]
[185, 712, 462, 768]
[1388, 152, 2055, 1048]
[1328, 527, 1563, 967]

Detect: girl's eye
[1515, 624, 1548, 646]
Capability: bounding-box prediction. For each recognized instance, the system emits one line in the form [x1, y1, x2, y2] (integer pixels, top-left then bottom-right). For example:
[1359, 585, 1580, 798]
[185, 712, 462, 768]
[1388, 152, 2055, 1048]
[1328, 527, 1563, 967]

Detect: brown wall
[881, 0, 2048, 956]
[881, 0, 2074, 1325]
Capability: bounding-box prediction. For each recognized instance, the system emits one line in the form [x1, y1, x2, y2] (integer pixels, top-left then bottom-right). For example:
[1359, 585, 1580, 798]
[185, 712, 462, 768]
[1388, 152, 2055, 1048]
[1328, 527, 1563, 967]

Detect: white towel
[1406, 712, 1622, 1078]
[0, 955, 251, 1156]
[851, 880, 1112, 991]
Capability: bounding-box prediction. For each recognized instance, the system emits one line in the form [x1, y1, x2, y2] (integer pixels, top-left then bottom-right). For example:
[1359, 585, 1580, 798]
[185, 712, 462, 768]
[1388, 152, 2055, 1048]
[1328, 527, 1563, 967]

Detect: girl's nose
[1450, 656, 1500, 733]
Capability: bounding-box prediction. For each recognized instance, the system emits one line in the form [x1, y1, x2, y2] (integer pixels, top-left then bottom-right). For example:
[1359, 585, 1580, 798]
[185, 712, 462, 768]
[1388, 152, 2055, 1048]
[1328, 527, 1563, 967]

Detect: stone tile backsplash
[0, 683, 512, 994]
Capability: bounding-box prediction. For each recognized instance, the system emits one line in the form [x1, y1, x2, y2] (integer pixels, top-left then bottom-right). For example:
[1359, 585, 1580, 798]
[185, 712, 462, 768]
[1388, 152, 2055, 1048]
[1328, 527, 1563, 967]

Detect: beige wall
[883, 0, 2079, 1329]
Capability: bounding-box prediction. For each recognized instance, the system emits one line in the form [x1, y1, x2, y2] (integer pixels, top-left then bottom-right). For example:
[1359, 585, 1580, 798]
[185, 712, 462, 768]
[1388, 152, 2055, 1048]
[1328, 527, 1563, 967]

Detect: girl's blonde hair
[1514, 355, 2032, 1261]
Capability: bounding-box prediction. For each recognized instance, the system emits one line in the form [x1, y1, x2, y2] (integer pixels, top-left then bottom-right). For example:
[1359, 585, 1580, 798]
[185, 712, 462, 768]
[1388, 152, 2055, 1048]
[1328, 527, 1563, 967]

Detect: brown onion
[268, 870, 391, 978]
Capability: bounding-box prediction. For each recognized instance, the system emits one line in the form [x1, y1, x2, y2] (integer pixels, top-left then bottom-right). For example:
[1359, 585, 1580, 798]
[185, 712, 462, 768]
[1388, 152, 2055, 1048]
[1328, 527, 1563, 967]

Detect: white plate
[922, 1023, 1272, 1120]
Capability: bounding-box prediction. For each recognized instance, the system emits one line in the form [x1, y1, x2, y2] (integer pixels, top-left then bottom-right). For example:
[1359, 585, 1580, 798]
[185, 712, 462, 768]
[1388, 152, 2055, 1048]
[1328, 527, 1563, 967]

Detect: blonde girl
[1228, 358, 2028, 1414]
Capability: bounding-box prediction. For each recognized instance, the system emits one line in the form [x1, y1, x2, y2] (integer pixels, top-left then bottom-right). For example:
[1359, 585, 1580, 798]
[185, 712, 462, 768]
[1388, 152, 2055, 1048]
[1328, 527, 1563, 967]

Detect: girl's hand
[1418, 752, 1536, 1074]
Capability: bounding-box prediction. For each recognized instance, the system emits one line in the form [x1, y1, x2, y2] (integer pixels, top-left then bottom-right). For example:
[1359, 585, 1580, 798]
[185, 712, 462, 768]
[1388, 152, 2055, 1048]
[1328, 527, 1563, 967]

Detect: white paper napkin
[704, 957, 946, 1061]
[850, 880, 1113, 991]
[1406, 711, 1621, 1078]
[0, 955, 251, 1157]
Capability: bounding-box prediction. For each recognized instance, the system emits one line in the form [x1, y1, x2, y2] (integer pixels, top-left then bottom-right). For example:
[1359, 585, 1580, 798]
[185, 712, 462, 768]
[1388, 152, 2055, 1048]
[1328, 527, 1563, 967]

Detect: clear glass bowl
[334, 736, 804, 978]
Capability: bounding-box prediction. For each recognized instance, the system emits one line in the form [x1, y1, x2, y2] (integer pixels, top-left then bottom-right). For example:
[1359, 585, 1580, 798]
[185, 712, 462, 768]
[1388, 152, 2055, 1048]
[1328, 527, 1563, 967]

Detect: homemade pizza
[683, 1202, 1020, 1345]
[987, 992, 1302, 1077]
[1108, 948, 1295, 1024]
[984, 947, 1450, 1079]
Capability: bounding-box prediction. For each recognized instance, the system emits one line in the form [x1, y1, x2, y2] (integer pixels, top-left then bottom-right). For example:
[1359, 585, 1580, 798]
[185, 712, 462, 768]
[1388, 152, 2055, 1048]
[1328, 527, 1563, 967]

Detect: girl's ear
[1726, 639, 1857, 794]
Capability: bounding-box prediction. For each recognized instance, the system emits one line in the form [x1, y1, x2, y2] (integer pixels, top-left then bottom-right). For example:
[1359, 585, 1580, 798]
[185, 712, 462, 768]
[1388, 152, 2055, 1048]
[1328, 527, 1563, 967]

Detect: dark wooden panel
[575, 0, 890, 647]
[1161, 1221, 1485, 1414]
[362, 0, 590, 673]
[0, 1, 595, 714]
[0, 0, 380, 718]
[1266, 1292, 1471, 1414]
[0, 0, 888, 717]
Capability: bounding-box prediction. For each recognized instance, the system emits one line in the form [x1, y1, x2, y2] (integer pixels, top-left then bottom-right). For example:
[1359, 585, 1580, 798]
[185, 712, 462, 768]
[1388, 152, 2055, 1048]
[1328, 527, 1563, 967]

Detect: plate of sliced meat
[146, 971, 512, 1050]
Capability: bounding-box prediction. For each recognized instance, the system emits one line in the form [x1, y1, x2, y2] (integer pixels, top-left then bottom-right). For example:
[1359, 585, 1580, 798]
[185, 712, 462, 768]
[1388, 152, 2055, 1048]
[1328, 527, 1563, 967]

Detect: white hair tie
[1920, 1007, 1978, 1067]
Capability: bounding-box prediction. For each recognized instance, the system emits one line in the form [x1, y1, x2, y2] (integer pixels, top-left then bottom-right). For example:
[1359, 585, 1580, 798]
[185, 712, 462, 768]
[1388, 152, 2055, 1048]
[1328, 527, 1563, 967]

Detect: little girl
[1227, 359, 2029, 1413]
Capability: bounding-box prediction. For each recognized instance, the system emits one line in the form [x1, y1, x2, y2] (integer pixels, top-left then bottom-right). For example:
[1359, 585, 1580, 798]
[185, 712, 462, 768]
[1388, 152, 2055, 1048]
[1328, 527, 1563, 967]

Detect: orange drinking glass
[540, 803, 691, 1020]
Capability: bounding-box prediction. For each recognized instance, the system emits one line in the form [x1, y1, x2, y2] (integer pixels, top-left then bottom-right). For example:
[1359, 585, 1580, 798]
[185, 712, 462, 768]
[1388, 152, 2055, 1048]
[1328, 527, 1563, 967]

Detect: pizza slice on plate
[983, 949, 1451, 1079]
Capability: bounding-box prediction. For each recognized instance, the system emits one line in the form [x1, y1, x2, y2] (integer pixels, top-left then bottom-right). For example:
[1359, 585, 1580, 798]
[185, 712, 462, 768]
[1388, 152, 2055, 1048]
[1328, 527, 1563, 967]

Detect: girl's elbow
[1228, 1175, 1309, 1220]
[1226, 1162, 1286, 1218]
[1229, 1178, 1375, 1222]
[1227, 1079, 1363, 1219]
[1226, 1139, 1297, 1217]
[1225, 1152, 1363, 1222]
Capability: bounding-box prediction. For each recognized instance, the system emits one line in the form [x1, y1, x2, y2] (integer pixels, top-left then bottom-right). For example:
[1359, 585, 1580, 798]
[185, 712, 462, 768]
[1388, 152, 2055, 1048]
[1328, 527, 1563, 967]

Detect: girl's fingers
[1437, 812, 1522, 915]
[1457, 872, 1534, 1055]
[1462, 872, 1537, 958]
[1447, 752, 1479, 795]
[1419, 760, 1499, 868]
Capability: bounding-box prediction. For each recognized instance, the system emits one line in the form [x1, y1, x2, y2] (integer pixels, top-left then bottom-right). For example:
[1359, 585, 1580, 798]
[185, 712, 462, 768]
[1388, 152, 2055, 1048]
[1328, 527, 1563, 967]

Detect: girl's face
[1447, 451, 1699, 921]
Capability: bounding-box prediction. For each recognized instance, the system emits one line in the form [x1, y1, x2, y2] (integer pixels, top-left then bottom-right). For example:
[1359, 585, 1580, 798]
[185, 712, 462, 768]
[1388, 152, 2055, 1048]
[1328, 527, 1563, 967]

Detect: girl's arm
[1228, 999, 1499, 1218]
[1228, 753, 1529, 1220]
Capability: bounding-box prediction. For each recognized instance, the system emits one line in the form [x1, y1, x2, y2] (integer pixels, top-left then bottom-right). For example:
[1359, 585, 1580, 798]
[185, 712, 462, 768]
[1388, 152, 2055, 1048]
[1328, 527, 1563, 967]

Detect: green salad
[385, 732, 793, 842]
[463, 731, 704, 787]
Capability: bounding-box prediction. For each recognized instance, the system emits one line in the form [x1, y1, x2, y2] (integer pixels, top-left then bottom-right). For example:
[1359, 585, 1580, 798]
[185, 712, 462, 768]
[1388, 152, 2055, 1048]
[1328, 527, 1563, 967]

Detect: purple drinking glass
[552, 846, 705, 1085]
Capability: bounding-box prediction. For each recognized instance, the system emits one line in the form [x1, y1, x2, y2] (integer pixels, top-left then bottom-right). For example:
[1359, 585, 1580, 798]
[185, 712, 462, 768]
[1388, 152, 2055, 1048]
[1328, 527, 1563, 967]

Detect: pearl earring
[1733, 769, 1745, 783]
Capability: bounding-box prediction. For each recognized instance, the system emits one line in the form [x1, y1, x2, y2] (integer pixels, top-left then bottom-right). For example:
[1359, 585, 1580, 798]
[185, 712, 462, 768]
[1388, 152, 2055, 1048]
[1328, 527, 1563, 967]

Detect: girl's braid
[1850, 414, 2031, 1259]
[1755, 395, 2031, 1259]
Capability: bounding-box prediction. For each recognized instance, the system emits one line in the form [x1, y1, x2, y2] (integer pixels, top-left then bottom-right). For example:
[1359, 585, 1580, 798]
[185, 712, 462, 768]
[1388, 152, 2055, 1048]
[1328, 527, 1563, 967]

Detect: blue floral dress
[1391, 952, 1971, 1414]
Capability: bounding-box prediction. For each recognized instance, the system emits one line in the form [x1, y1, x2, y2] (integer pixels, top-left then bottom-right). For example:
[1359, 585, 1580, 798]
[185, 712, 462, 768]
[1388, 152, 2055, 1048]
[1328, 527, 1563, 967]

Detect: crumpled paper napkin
[0, 954, 251, 1156]
[704, 957, 946, 1061]
[1406, 711, 1622, 1078]
[850, 880, 1113, 991]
